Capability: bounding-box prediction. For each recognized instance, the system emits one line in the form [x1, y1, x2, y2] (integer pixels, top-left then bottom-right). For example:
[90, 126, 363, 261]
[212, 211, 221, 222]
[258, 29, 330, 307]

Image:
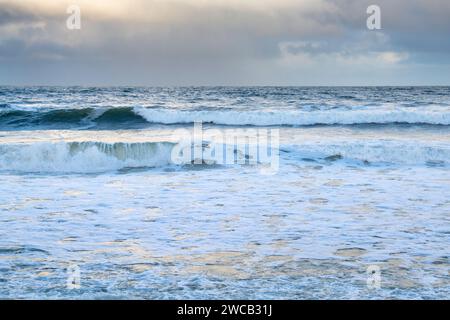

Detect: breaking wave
[0, 141, 176, 173]
[1, 106, 450, 129]
[0, 139, 449, 173]
[133, 107, 450, 126]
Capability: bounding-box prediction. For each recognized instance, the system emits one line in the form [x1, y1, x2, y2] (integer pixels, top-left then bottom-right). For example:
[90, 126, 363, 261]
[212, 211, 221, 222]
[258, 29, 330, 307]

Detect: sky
[0, 0, 450, 86]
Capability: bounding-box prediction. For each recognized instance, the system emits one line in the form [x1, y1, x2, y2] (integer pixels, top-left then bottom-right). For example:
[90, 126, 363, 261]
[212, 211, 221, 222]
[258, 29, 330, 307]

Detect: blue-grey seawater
[0, 87, 449, 299]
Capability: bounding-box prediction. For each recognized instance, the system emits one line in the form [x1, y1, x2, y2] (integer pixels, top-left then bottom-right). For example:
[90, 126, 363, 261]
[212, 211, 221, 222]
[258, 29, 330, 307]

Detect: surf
[1, 106, 450, 129]
[1, 137, 449, 174]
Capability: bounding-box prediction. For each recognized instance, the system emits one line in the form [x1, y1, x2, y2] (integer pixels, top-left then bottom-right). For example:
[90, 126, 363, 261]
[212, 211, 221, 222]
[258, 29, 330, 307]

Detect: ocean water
[0, 86, 449, 299]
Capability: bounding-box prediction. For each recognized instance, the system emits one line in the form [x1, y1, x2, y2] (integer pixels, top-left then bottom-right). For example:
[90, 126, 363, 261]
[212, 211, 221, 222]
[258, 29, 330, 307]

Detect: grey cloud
[0, 0, 449, 85]
[0, 3, 38, 26]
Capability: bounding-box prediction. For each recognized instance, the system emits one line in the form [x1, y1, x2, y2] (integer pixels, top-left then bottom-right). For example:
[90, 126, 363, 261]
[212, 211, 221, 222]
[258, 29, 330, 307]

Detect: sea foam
[134, 107, 450, 126]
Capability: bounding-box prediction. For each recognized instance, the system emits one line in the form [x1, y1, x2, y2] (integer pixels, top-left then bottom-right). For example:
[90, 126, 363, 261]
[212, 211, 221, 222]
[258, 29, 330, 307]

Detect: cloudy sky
[1, 0, 449, 85]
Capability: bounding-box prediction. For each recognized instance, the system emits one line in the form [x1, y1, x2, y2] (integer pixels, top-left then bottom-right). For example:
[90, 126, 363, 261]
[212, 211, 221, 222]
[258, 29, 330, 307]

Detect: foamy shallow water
[0, 128, 449, 299]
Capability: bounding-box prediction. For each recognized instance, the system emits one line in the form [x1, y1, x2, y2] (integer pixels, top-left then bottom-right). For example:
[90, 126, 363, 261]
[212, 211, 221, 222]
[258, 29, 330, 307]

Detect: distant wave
[1, 106, 450, 128]
[134, 107, 450, 126]
[0, 107, 146, 128]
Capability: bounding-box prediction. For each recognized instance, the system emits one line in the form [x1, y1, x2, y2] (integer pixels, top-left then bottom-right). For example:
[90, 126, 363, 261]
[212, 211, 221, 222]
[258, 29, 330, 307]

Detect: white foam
[283, 140, 450, 166]
[134, 107, 450, 126]
[0, 142, 176, 173]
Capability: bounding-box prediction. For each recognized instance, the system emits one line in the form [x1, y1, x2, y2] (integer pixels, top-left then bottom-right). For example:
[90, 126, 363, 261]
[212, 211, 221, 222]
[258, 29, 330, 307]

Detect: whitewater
[0, 86, 449, 299]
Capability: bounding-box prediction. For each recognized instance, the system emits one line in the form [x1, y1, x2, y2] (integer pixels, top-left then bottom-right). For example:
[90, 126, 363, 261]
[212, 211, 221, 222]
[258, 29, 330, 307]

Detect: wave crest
[1, 106, 450, 128]
[0, 139, 449, 173]
[0, 141, 175, 173]
[135, 107, 450, 126]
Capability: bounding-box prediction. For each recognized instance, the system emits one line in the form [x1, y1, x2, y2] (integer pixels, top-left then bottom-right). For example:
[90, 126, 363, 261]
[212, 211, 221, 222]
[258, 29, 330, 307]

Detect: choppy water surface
[0, 87, 449, 299]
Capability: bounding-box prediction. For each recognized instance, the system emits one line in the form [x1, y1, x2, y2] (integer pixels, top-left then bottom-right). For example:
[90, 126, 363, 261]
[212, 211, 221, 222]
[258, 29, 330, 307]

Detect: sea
[0, 86, 449, 299]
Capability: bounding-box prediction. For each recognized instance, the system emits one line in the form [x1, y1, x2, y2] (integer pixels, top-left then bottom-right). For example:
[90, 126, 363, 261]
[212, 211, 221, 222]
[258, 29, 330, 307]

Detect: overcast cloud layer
[1, 0, 449, 85]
